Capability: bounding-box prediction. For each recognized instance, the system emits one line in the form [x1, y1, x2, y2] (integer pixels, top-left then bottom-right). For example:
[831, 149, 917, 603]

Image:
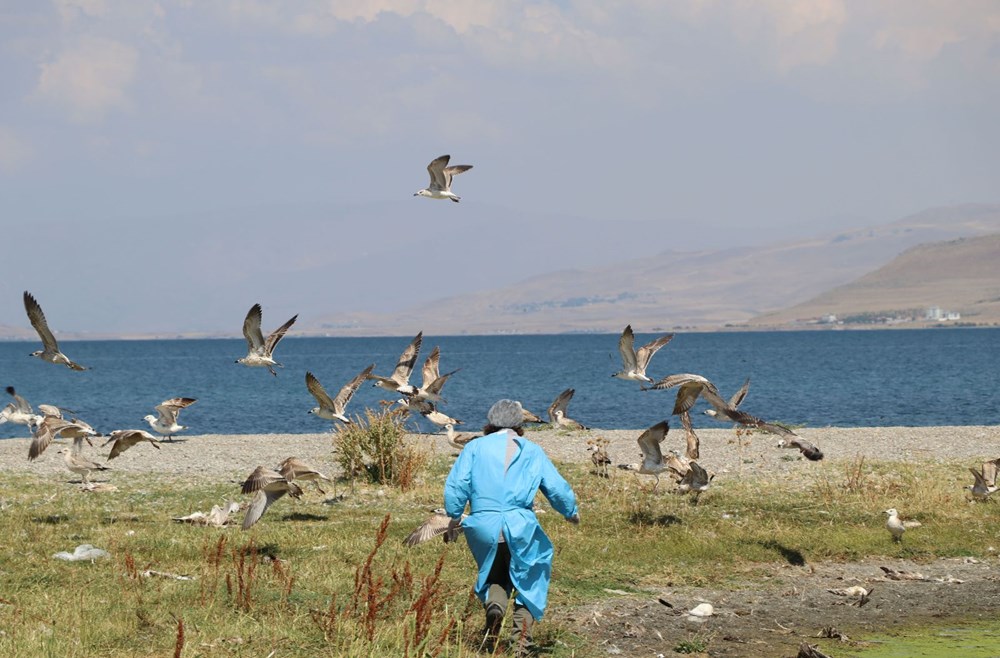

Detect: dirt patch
[558, 557, 1000, 657]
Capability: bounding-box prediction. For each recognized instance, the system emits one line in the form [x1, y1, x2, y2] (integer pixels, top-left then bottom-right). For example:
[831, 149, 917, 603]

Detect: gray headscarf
[487, 399, 524, 429]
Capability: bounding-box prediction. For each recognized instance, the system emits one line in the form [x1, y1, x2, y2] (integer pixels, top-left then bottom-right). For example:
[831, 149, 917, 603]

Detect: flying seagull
[643, 373, 719, 415]
[278, 456, 333, 495]
[23, 291, 87, 371]
[612, 325, 674, 384]
[409, 347, 460, 403]
[236, 303, 298, 376]
[547, 388, 588, 430]
[884, 508, 921, 543]
[29, 415, 98, 461]
[369, 331, 423, 395]
[704, 378, 750, 422]
[422, 408, 462, 429]
[144, 397, 197, 441]
[776, 436, 825, 461]
[678, 411, 701, 460]
[676, 461, 714, 502]
[1, 386, 42, 432]
[617, 421, 674, 490]
[306, 364, 375, 425]
[240, 466, 304, 530]
[102, 429, 162, 459]
[404, 509, 466, 546]
[414, 154, 473, 203]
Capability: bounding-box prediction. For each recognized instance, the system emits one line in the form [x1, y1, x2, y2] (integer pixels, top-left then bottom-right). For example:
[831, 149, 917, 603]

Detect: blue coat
[444, 430, 578, 620]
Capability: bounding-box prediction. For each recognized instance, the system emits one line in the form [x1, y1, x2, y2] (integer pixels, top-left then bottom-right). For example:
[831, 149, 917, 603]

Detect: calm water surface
[0, 328, 997, 437]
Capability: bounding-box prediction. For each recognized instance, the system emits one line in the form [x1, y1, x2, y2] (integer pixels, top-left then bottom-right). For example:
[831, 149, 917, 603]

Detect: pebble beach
[4, 425, 999, 483]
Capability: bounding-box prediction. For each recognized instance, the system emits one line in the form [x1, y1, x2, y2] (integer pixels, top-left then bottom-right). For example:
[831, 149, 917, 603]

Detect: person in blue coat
[444, 399, 579, 654]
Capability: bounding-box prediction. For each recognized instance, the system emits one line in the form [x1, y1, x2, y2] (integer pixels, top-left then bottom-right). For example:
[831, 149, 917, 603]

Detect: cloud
[35, 37, 138, 121]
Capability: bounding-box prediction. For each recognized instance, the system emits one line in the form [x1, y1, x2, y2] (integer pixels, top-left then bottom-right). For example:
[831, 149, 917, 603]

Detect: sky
[1, 1, 999, 334]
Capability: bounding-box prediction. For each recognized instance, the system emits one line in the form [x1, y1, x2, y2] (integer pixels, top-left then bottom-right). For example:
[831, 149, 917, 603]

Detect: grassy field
[0, 453, 996, 657]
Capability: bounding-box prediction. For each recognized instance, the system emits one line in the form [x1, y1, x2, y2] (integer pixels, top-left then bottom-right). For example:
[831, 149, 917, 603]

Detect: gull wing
[521, 407, 544, 423]
[425, 368, 460, 396]
[421, 347, 441, 389]
[982, 459, 1000, 488]
[155, 397, 196, 425]
[635, 333, 674, 372]
[305, 371, 336, 411]
[547, 388, 575, 422]
[390, 332, 423, 385]
[23, 291, 59, 353]
[264, 314, 298, 356]
[242, 304, 265, 352]
[242, 483, 302, 530]
[28, 417, 66, 461]
[970, 467, 989, 490]
[636, 420, 669, 465]
[426, 155, 450, 191]
[0, 403, 11, 424]
[332, 364, 376, 414]
[241, 466, 286, 494]
[687, 461, 711, 488]
[442, 164, 472, 190]
[405, 512, 464, 547]
[279, 457, 330, 482]
[6, 387, 32, 414]
[788, 437, 824, 461]
[728, 377, 751, 409]
[37, 404, 63, 419]
[104, 430, 161, 459]
[617, 325, 637, 371]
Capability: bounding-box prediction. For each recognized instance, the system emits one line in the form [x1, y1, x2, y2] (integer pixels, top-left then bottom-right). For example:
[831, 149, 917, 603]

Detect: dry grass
[334, 406, 428, 491]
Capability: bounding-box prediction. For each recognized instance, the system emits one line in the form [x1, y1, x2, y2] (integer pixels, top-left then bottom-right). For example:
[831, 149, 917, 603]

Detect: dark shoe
[483, 603, 505, 652]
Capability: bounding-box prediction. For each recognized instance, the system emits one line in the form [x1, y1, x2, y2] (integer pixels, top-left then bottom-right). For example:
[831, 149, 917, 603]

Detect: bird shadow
[281, 512, 329, 523]
[748, 539, 806, 566]
[33, 514, 69, 525]
[627, 510, 682, 527]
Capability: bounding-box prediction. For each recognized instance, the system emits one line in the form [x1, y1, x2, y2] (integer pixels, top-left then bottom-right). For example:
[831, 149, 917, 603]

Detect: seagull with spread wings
[967, 458, 1000, 501]
[28, 415, 99, 461]
[306, 364, 375, 425]
[0, 386, 42, 432]
[23, 291, 87, 371]
[278, 456, 333, 495]
[236, 303, 298, 376]
[144, 397, 197, 441]
[413, 155, 473, 202]
[612, 325, 674, 384]
[409, 346, 460, 403]
[547, 388, 588, 430]
[643, 373, 720, 415]
[369, 332, 423, 395]
[704, 378, 750, 422]
[616, 421, 686, 491]
[102, 429, 162, 459]
[240, 466, 304, 530]
[404, 509, 467, 546]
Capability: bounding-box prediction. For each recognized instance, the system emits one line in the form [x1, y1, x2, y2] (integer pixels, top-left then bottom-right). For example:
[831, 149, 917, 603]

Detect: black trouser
[484, 542, 534, 652]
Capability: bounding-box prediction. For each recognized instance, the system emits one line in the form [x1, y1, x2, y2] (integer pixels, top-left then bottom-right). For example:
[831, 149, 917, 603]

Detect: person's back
[445, 400, 579, 655]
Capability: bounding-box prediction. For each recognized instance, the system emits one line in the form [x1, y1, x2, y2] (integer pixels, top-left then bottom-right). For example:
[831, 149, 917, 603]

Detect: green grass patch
[0, 456, 993, 656]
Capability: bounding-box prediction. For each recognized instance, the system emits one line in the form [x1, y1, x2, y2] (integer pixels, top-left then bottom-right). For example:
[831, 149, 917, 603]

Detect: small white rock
[687, 603, 714, 617]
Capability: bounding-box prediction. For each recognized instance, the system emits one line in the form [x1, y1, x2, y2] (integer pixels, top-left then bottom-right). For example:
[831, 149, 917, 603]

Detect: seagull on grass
[23, 291, 87, 371]
[967, 459, 1000, 501]
[370, 332, 423, 395]
[102, 429, 161, 459]
[612, 325, 674, 384]
[306, 365, 375, 425]
[676, 461, 713, 502]
[58, 437, 109, 484]
[236, 303, 298, 376]
[241, 466, 304, 530]
[414, 155, 473, 203]
[144, 397, 197, 441]
[547, 388, 588, 430]
[404, 509, 466, 546]
[884, 508, 921, 543]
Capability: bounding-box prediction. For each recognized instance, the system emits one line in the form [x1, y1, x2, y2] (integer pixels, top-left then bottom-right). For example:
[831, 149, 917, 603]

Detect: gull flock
[2, 157, 993, 539]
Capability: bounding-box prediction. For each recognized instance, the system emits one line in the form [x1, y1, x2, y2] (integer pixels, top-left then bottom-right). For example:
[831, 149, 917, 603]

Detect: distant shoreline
[0, 322, 996, 342]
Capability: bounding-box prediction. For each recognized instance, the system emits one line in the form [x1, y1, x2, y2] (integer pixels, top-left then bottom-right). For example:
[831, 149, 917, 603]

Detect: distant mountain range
[749, 233, 1000, 327]
[309, 203, 1000, 335]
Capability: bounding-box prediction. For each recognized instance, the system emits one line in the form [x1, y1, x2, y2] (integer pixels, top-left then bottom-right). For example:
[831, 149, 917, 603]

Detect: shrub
[334, 406, 428, 491]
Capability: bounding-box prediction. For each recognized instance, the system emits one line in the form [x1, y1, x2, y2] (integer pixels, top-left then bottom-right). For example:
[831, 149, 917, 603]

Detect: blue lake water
[0, 328, 997, 438]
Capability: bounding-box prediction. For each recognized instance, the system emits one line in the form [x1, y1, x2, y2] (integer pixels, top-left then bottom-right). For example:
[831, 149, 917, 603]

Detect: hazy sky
[1, 1, 999, 334]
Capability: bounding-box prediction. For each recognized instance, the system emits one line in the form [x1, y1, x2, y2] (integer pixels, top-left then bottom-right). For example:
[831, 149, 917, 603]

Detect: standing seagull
[144, 397, 197, 441]
[612, 325, 674, 384]
[306, 365, 375, 425]
[884, 508, 921, 543]
[414, 154, 473, 203]
[23, 291, 87, 371]
[369, 332, 423, 395]
[236, 303, 298, 376]
[58, 437, 110, 484]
